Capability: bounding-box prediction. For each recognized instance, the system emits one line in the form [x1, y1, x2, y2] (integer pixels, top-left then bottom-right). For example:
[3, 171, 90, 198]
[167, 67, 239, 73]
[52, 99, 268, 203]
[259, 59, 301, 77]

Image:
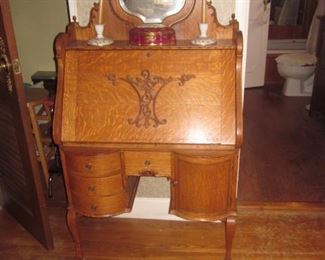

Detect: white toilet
[275, 0, 325, 97]
[276, 53, 316, 97]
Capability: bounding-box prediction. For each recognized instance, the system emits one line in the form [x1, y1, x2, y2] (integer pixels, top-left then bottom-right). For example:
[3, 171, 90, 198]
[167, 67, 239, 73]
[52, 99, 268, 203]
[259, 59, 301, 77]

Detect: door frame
[235, 0, 250, 91]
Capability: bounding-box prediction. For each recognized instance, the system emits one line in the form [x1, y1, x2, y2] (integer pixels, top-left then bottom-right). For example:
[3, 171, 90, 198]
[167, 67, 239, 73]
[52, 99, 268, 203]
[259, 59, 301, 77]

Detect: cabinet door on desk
[170, 153, 238, 221]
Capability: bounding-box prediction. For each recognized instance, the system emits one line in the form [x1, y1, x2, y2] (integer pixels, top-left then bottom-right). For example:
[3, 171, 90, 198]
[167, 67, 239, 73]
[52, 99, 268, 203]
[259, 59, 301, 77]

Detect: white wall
[235, 0, 250, 91]
[10, 0, 68, 83]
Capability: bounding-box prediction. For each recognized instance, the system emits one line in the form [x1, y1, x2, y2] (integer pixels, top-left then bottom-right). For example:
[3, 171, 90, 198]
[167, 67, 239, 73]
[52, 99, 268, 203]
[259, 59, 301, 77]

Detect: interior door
[245, 0, 271, 88]
[0, 0, 53, 249]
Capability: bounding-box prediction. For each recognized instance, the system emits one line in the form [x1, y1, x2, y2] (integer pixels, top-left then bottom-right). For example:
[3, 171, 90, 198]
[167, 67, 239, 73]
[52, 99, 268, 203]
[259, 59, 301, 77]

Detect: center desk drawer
[124, 151, 171, 177]
[69, 174, 124, 196]
[65, 151, 122, 177]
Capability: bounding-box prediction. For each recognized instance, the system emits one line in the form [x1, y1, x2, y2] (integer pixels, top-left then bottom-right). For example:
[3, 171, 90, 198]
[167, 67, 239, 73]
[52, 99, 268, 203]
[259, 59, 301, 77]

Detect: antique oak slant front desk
[53, 1, 243, 259]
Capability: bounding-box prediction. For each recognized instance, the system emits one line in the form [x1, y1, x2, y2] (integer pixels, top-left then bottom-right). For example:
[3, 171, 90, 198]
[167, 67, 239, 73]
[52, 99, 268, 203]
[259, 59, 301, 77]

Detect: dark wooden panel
[310, 16, 325, 116]
[0, 0, 53, 249]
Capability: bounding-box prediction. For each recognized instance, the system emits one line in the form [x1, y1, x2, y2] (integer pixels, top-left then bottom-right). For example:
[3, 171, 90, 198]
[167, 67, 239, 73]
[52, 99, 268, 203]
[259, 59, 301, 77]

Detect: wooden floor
[239, 87, 325, 202]
[0, 206, 325, 259]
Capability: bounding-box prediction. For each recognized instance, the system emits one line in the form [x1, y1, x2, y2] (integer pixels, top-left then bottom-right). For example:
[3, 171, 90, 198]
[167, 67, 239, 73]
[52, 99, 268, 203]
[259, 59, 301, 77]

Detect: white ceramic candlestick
[88, 24, 114, 47]
[95, 24, 104, 38]
[192, 23, 216, 46]
[199, 23, 208, 38]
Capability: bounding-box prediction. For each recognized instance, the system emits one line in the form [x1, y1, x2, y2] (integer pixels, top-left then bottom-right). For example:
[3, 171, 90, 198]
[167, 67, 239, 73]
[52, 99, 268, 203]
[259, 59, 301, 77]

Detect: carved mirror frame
[119, 0, 186, 24]
[111, 0, 195, 27]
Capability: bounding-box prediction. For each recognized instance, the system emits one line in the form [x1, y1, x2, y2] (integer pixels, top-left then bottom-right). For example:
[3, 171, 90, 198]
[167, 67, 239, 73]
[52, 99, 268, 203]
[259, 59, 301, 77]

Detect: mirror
[119, 0, 186, 24]
[268, 0, 317, 39]
[270, 0, 307, 26]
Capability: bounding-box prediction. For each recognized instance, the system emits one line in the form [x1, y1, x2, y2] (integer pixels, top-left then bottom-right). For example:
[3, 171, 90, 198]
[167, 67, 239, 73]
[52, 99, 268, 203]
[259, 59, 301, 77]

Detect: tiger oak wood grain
[61, 49, 236, 144]
[65, 150, 122, 177]
[71, 190, 130, 217]
[124, 151, 172, 177]
[170, 152, 238, 221]
[69, 174, 125, 196]
[53, 2, 243, 259]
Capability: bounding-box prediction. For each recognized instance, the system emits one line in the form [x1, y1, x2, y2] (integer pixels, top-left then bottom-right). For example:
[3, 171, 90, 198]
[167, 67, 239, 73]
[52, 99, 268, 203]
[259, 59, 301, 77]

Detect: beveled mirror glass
[119, 0, 186, 24]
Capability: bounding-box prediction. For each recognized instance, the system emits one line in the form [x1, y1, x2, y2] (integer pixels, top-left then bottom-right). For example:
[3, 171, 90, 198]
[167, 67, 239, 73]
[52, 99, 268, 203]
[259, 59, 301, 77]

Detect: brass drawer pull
[138, 170, 157, 176]
[144, 160, 151, 166]
[85, 162, 92, 171]
[91, 204, 97, 211]
[88, 185, 95, 193]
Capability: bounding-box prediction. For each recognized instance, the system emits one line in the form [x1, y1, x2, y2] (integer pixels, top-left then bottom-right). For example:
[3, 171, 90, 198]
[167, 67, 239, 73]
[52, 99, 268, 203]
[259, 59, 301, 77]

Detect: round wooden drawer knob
[88, 185, 95, 193]
[91, 204, 97, 211]
[85, 162, 92, 171]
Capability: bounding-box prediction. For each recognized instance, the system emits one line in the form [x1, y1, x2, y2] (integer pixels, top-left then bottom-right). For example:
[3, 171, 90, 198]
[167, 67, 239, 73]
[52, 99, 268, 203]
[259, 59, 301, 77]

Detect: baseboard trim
[238, 201, 325, 211]
[118, 197, 184, 221]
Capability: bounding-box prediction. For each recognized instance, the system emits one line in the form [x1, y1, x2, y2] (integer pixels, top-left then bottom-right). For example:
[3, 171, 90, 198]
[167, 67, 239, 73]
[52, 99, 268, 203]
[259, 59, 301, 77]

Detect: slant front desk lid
[61, 47, 237, 145]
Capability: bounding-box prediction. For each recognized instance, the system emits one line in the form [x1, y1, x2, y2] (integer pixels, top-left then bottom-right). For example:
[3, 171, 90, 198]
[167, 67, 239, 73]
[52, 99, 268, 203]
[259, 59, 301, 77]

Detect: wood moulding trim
[117, 199, 325, 221]
[60, 142, 238, 151]
[238, 202, 325, 211]
[235, 30, 243, 148]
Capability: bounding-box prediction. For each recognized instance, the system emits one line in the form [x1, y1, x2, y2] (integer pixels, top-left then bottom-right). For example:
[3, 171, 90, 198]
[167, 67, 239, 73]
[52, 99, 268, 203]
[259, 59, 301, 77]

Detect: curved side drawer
[65, 151, 122, 177]
[71, 191, 129, 217]
[69, 174, 125, 197]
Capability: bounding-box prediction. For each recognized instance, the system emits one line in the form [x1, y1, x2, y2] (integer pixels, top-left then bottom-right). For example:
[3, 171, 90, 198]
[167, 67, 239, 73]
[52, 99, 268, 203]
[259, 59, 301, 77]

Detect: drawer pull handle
[171, 180, 178, 186]
[85, 163, 92, 171]
[139, 170, 157, 176]
[88, 185, 95, 193]
[91, 204, 97, 211]
[144, 160, 151, 166]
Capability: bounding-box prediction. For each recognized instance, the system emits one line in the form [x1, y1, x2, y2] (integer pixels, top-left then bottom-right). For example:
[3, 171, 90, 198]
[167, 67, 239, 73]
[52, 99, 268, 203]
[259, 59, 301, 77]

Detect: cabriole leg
[224, 216, 236, 260]
[67, 208, 83, 259]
